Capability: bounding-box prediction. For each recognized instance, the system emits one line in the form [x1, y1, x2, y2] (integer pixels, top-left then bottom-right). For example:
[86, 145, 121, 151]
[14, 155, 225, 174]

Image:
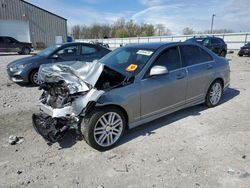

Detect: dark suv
[0, 36, 33, 55]
[238, 42, 250, 57]
[186, 36, 227, 57]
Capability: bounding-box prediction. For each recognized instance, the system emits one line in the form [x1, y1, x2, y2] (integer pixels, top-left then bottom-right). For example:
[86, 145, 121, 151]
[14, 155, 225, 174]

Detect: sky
[26, 0, 250, 34]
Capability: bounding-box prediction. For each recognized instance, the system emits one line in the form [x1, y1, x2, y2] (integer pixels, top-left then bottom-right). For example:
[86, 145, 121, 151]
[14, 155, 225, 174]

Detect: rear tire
[205, 80, 223, 108]
[22, 47, 31, 55]
[81, 107, 126, 151]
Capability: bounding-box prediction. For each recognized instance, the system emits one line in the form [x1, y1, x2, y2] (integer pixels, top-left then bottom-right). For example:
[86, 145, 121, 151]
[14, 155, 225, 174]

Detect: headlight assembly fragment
[10, 63, 31, 72]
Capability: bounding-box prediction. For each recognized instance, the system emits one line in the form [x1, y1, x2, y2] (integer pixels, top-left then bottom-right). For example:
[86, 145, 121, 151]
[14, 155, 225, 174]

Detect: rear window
[81, 45, 97, 55]
[211, 38, 222, 44]
[180, 45, 213, 66]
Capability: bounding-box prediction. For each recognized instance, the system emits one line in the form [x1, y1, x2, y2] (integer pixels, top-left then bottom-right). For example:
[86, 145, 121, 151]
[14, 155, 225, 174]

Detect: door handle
[206, 64, 213, 70]
[177, 74, 185, 80]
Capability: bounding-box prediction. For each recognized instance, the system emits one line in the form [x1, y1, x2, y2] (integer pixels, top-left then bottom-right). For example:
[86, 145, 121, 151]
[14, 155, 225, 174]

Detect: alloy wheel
[209, 82, 222, 105]
[94, 112, 123, 147]
[32, 72, 44, 85]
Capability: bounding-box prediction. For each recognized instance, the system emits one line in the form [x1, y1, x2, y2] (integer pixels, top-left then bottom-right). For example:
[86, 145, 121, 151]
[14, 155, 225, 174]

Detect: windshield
[37, 44, 62, 57]
[99, 47, 154, 76]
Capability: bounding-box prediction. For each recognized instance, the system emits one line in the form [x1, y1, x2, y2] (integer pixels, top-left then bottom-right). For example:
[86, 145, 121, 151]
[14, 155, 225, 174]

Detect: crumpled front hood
[38, 61, 104, 94]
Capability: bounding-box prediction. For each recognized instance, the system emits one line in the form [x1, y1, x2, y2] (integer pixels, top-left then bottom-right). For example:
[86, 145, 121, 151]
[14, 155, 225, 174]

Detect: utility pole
[210, 14, 215, 34]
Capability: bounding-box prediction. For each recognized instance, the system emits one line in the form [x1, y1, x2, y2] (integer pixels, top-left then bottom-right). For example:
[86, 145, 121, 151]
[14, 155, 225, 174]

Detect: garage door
[0, 20, 31, 43]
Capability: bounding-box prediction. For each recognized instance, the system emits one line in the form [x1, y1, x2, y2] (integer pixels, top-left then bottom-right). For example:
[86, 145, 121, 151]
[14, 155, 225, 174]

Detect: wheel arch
[29, 68, 39, 83]
[86, 102, 129, 129]
[206, 77, 224, 94]
[220, 49, 227, 57]
[22, 46, 31, 50]
[213, 77, 224, 88]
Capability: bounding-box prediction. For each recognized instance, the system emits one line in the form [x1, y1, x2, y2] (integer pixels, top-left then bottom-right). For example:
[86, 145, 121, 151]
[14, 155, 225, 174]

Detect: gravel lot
[0, 52, 250, 188]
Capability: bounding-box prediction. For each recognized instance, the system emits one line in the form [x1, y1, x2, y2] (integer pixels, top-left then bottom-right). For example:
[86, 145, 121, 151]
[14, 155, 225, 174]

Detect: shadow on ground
[57, 88, 240, 150]
[0, 53, 36, 56]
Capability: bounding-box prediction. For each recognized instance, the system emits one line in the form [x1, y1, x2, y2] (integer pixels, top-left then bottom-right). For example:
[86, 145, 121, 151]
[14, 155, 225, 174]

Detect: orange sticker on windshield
[126, 64, 138, 72]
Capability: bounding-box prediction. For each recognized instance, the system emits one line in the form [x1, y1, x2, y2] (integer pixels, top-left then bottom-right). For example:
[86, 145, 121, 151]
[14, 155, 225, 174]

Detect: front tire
[81, 107, 126, 151]
[30, 70, 43, 86]
[22, 47, 31, 55]
[205, 80, 223, 107]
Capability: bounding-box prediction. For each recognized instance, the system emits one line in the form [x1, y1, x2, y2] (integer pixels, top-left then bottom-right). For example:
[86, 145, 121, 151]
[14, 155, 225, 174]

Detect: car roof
[125, 42, 178, 50]
[60, 42, 96, 46]
[190, 36, 223, 39]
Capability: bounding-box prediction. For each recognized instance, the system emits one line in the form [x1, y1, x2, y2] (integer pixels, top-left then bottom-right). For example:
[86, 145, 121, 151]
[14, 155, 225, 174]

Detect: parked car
[6, 42, 111, 86]
[0, 36, 33, 54]
[238, 42, 250, 56]
[186, 36, 227, 57]
[32, 42, 230, 151]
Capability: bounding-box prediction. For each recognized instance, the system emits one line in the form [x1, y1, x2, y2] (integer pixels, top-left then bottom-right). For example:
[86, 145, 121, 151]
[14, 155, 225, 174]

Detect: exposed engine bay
[32, 61, 128, 143]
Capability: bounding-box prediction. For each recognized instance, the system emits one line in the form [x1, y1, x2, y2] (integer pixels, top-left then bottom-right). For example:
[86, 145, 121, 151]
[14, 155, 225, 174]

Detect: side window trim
[53, 44, 79, 56]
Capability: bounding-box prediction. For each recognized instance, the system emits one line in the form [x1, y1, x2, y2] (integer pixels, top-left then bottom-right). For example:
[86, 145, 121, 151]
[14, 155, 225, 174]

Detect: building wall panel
[0, 0, 67, 48]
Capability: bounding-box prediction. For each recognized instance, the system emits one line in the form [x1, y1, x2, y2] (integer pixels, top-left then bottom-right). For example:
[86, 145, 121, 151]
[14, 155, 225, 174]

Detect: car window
[153, 46, 181, 71]
[202, 38, 211, 46]
[0, 37, 3, 43]
[57, 45, 78, 56]
[7, 37, 16, 43]
[81, 45, 97, 55]
[211, 38, 221, 44]
[3, 37, 12, 44]
[116, 50, 130, 64]
[199, 47, 213, 62]
[180, 45, 213, 66]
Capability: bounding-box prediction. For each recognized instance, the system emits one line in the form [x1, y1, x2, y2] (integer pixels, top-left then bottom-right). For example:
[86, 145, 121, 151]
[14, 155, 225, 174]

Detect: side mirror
[149, 65, 168, 76]
[50, 54, 59, 59]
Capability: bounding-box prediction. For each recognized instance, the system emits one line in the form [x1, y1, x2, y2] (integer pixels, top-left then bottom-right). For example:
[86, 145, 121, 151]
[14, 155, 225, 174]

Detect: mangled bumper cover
[39, 88, 104, 118]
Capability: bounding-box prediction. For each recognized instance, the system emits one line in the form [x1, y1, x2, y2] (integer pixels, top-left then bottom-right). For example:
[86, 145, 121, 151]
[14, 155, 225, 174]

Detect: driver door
[140, 46, 187, 119]
[3, 37, 18, 52]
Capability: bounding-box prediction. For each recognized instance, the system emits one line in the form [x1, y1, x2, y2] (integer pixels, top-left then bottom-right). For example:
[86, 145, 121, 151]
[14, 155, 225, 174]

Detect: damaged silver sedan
[32, 42, 230, 151]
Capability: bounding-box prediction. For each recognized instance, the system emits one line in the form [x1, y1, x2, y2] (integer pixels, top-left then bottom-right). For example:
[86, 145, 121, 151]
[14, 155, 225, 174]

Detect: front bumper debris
[39, 103, 72, 118]
[32, 113, 68, 143]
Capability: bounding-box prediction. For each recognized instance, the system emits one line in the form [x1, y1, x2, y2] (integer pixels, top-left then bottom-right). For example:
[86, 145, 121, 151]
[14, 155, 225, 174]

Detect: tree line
[71, 18, 234, 39]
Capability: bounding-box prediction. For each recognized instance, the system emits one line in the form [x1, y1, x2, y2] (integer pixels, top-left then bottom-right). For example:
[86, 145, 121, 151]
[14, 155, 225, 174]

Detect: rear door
[140, 46, 187, 118]
[180, 45, 215, 104]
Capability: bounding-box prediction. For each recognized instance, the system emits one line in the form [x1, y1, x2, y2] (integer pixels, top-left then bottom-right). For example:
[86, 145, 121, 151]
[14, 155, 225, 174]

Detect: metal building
[0, 0, 67, 48]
